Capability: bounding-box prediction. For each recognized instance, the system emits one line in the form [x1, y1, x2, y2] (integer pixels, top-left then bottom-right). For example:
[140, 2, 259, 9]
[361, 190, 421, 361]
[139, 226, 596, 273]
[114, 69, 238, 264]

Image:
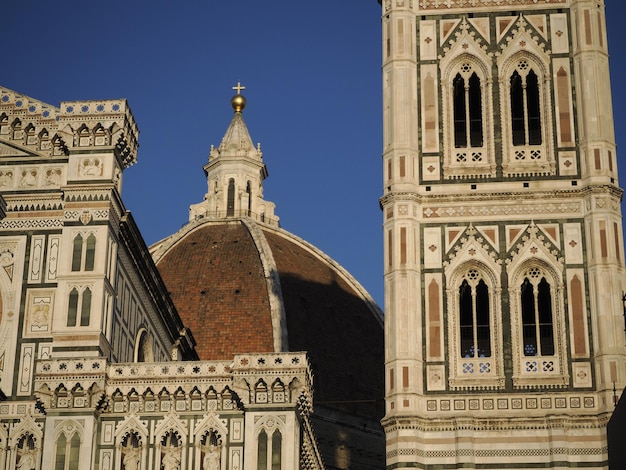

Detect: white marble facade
[0, 87, 322, 470]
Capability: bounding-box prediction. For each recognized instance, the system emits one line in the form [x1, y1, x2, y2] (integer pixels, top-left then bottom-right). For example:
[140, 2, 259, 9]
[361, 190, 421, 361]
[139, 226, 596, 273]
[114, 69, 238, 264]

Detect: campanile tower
[379, 0, 625, 467]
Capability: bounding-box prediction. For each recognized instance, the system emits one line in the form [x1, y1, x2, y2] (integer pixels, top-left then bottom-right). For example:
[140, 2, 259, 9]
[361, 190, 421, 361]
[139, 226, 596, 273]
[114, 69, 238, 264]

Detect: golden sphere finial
[231, 94, 246, 113]
[231, 82, 247, 113]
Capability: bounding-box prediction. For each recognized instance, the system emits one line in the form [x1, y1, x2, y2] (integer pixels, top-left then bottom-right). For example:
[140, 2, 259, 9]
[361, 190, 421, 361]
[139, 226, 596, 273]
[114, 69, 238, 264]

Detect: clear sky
[2, 1, 625, 309]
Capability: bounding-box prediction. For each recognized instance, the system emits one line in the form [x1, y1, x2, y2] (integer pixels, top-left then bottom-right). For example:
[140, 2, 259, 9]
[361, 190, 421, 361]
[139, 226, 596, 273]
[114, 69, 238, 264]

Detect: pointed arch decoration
[506, 225, 568, 389]
[52, 420, 84, 470]
[497, 20, 556, 177]
[154, 410, 187, 470]
[253, 415, 286, 470]
[443, 225, 504, 390]
[134, 328, 154, 363]
[439, 18, 496, 179]
[10, 413, 43, 470]
[194, 410, 228, 470]
[114, 412, 149, 470]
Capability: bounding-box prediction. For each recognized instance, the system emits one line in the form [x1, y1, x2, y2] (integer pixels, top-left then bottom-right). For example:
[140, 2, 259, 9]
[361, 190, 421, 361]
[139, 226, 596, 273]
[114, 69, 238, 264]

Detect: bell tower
[379, 0, 625, 468]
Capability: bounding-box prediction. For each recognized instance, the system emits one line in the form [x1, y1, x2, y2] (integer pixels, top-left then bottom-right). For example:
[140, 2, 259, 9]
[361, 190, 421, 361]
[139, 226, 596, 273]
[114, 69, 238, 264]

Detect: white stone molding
[133, 329, 155, 363]
[46, 419, 86, 469]
[497, 17, 556, 177]
[439, 20, 496, 179]
[9, 413, 43, 470]
[193, 411, 228, 470]
[155, 410, 188, 444]
[0, 236, 26, 395]
[0, 423, 8, 470]
[0, 87, 138, 165]
[114, 412, 149, 470]
[241, 218, 288, 353]
[445, 230, 505, 390]
[154, 410, 188, 470]
[507, 227, 569, 388]
[415, 0, 566, 12]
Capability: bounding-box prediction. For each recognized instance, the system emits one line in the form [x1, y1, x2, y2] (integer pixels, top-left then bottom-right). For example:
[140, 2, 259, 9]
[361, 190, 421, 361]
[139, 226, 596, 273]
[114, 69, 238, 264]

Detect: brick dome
[150, 217, 384, 417]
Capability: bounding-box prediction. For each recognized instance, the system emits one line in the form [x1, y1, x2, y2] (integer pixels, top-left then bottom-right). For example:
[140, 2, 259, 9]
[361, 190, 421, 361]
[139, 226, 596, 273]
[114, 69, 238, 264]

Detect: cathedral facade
[379, 0, 625, 468]
[0, 76, 386, 468]
[0, 88, 331, 469]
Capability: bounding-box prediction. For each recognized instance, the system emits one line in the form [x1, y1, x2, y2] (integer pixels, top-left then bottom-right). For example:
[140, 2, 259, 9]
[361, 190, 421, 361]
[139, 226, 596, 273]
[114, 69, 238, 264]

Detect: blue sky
[2, 1, 625, 309]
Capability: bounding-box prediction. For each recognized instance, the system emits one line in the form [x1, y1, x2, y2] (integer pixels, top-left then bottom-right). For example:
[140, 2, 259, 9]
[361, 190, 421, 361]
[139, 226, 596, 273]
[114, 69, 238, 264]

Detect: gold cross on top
[232, 82, 246, 95]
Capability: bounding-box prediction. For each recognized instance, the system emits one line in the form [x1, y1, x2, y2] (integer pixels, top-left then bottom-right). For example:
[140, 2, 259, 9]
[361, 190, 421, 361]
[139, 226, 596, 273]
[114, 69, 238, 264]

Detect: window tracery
[66, 287, 91, 327]
[71, 233, 96, 272]
[459, 271, 490, 359]
[453, 70, 483, 149]
[520, 270, 554, 357]
[499, 53, 555, 177]
[255, 416, 284, 470]
[510, 63, 542, 146]
[441, 55, 495, 179]
[257, 428, 282, 470]
[446, 260, 504, 390]
[54, 425, 81, 470]
[509, 261, 568, 388]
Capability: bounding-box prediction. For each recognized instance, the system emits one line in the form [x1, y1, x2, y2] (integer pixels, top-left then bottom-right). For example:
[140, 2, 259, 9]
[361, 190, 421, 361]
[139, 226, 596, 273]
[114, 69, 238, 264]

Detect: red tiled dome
[151, 217, 384, 418]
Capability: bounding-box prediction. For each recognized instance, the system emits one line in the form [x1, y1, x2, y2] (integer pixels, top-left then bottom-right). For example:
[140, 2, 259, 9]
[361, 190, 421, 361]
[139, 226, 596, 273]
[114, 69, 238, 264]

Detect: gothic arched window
[80, 288, 91, 326]
[85, 234, 96, 271]
[442, 56, 494, 179]
[246, 180, 252, 216]
[521, 271, 554, 357]
[67, 287, 92, 327]
[257, 426, 282, 470]
[135, 330, 154, 363]
[271, 429, 282, 470]
[71, 235, 83, 271]
[510, 65, 542, 146]
[67, 288, 79, 326]
[447, 260, 504, 390]
[258, 430, 268, 470]
[459, 272, 491, 358]
[227, 178, 235, 217]
[71, 233, 96, 272]
[55, 432, 80, 470]
[500, 53, 555, 177]
[453, 72, 483, 149]
[508, 259, 566, 387]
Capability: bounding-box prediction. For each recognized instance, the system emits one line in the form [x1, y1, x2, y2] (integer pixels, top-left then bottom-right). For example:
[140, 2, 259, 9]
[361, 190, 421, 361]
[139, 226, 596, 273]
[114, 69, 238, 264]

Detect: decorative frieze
[1, 86, 138, 167]
[423, 201, 581, 219]
[415, 0, 566, 11]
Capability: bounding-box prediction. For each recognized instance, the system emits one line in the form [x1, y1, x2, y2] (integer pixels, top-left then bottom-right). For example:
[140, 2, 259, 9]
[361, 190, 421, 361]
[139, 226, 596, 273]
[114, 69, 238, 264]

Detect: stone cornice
[380, 0, 568, 14]
[380, 184, 623, 209]
[1, 86, 139, 168]
[381, 411, 610, 433]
